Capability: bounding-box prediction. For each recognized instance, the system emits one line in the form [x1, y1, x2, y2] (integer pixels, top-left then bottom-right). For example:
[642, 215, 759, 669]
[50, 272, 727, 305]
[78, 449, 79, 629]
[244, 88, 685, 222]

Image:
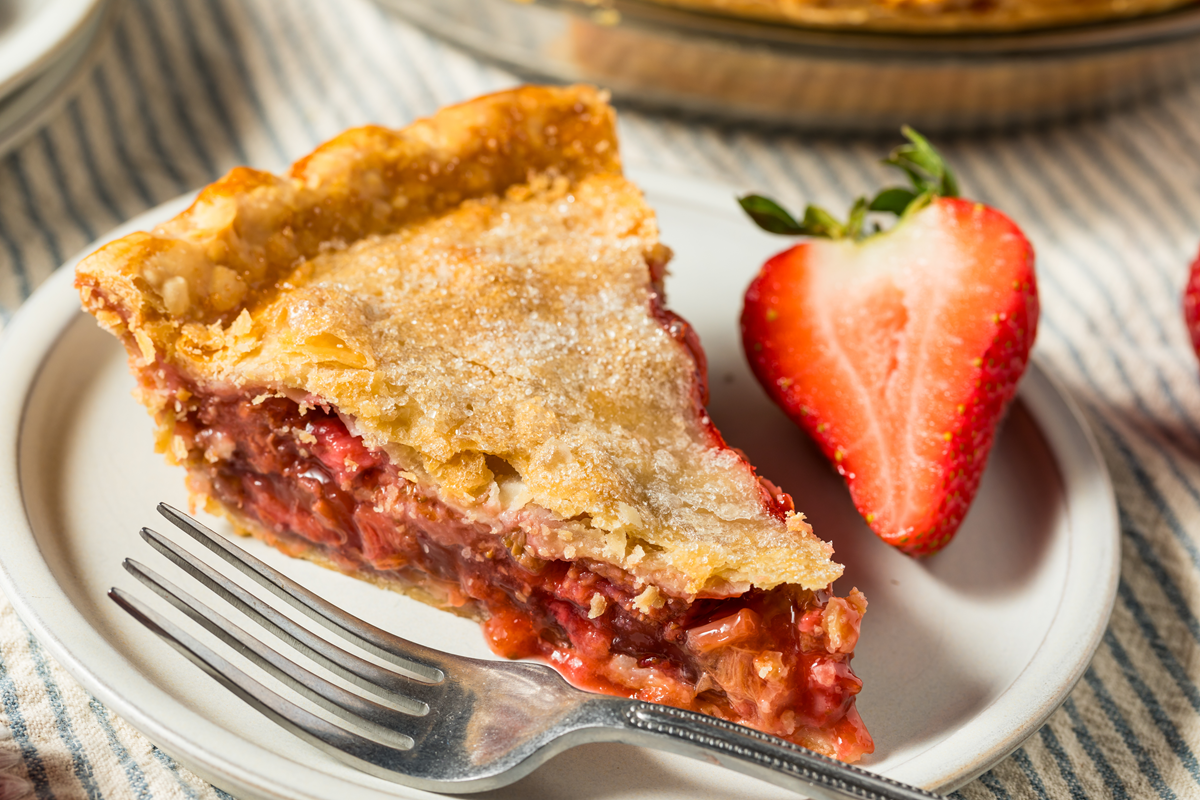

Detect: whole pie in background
[641, 0, 1197, 32]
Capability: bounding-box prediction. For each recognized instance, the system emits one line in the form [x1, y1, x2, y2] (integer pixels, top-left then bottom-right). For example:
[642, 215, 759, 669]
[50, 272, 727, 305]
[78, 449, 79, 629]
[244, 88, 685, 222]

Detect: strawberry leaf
[884, 126, 959, 199]
[801, 204, 847, 239]
[868, 187, 919, 215]
[740, 194, 853, 239]
[845, 197, 869, 239]
[738, 195, 806, 235]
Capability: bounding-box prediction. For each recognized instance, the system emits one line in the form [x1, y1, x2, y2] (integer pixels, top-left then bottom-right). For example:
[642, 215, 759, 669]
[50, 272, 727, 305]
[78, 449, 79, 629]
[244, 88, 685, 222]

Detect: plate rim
[0, 173, 1120, 798]
[0, 0, 121, 161]
[0, 0, 105, 101]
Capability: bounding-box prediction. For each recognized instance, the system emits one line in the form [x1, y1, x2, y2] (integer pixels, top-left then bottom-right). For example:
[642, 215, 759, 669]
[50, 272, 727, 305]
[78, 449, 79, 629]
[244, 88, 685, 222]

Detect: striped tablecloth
[2, 1, 1200, 798]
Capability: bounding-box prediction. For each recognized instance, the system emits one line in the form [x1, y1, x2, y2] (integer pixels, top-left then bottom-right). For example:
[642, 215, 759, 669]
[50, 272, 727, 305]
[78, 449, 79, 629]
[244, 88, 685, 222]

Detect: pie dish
[638, 0, 1198, 32]
[74, 85, 872, 760]
[382, 0, 1200, 132]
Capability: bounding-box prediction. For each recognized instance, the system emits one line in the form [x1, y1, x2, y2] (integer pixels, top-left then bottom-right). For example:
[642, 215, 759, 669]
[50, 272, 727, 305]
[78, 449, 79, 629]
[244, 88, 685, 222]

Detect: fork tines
[112, 505, 946, 800]
[110, 503, 454, 775]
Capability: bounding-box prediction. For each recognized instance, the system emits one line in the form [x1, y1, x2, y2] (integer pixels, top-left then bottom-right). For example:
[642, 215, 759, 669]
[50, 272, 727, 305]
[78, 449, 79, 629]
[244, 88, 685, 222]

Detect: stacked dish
[380, 0, 1200, 131]
[0, 0, 121, 158]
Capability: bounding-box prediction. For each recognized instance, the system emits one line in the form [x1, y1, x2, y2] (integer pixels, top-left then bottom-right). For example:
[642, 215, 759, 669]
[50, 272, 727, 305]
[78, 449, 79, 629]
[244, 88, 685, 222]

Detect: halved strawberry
[1184, 248, 1200, 360]
[739, 129, 1038, 556]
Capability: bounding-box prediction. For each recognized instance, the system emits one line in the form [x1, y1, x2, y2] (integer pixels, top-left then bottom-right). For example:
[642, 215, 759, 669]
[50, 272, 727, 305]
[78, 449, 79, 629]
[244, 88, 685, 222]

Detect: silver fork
[109, 504, 944, 800]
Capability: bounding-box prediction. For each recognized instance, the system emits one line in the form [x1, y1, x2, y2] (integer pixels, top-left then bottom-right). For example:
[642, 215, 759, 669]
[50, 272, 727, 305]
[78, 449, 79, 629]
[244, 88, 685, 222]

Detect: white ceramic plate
[0, 0, 104, 100]
[0, 0, 120, 160]
[0, 171, 1119, 800]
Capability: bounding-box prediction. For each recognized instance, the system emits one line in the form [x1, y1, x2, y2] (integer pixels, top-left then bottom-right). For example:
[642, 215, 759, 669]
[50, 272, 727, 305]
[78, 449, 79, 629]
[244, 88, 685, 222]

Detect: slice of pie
[75, 85, 872, 761]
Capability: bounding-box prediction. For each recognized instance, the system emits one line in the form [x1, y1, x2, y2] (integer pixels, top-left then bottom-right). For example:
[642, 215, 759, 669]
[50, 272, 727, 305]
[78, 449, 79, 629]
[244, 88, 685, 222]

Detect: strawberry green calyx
[883, 125, 959, 202]
[738, 126, 959, 242]
[739, 194, 869, 239]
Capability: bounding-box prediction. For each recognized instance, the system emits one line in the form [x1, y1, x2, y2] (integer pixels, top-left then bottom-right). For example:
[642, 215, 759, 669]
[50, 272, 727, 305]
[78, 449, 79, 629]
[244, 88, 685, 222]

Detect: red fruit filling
[156, 372, 872, 761]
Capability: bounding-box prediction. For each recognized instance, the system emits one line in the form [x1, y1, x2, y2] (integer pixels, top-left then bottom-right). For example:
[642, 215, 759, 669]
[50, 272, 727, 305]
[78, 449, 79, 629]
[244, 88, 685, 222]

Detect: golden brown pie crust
[75, 84, 843, 601]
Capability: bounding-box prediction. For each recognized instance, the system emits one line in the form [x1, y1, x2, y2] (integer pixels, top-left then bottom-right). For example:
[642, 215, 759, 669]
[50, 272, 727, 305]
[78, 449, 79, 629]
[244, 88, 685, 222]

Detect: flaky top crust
[76, 85, 842, 598]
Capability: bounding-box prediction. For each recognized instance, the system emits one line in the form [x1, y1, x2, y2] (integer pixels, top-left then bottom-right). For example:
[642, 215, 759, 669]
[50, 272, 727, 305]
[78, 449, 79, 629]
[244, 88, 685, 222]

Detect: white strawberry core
[807, 202, 980, 532]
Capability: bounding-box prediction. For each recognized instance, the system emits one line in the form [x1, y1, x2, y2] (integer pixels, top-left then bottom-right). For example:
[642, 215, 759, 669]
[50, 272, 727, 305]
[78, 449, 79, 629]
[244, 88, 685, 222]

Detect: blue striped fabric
[0, 1, 1199, 798]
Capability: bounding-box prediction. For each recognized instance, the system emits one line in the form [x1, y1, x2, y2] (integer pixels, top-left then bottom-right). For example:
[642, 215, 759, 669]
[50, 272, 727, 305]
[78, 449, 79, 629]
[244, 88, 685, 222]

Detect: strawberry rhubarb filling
[150, 368, 871, 761]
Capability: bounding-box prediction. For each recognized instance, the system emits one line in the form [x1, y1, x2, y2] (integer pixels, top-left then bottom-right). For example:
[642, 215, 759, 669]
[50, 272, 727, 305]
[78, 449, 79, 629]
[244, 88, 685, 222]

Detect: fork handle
[609, 701, 943, 800]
